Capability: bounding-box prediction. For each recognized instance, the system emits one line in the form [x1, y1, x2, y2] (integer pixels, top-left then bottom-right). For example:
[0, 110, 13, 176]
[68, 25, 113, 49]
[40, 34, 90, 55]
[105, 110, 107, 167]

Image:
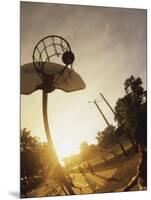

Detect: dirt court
[26, 150, 141, 197]
[97, 152, 140, 193]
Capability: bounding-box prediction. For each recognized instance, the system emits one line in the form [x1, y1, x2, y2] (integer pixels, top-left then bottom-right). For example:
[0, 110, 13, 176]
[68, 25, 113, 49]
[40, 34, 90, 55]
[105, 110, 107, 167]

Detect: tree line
[20, 128, 55, 196]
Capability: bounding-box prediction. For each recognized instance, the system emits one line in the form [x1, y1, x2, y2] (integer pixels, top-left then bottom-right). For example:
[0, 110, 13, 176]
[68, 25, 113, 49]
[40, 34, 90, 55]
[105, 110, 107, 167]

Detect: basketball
[62, 51, 75, 65]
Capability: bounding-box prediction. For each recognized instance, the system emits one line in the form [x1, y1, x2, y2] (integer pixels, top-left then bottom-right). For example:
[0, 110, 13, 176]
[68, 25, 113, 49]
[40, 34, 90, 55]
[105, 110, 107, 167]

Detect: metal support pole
[100, 92, 137, 150]
[100, 93, 116, 116]
[42, 91, 75, 195]
[93, 100, 127, 156]
[94, 100, 110, 126]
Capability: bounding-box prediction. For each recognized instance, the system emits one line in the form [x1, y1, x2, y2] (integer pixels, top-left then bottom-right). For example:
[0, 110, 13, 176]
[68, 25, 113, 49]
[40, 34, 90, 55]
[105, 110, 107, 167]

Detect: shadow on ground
[9, 191, 19, 198]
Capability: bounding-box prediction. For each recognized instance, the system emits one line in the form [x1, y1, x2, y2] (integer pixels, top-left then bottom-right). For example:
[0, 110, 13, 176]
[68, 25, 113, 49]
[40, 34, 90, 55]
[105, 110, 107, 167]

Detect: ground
[26, 147, 141, 198]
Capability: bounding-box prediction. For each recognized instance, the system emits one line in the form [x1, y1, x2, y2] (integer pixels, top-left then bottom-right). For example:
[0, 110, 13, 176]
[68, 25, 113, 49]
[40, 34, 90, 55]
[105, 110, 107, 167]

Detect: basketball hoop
[32, 35, 75, 87]
[21, 35, 85, 94]
[21, 35, 86, 195]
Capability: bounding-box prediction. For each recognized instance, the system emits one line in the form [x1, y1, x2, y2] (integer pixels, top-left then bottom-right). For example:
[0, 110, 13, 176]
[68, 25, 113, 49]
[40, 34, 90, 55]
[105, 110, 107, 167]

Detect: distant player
[123, 145, 147, 191]
[87, 161, 95, 175]
[66, 175, 82, 194]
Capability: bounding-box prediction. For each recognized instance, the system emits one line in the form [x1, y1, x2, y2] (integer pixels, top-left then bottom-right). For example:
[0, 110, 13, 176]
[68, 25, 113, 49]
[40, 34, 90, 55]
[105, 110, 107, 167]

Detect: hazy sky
[21, 2, 146, 161]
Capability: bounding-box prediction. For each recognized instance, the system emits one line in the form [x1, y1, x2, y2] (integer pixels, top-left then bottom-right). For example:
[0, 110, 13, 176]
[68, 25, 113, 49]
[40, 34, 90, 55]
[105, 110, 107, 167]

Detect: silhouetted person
[87, 161, 95, 175]
[66, 175, 82, 194]
[123, 144, 147, 191]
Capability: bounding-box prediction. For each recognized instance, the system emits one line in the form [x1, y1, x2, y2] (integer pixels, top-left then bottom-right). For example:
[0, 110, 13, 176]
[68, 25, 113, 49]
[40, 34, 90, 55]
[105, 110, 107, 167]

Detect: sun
[54, 138, 81, 164]
[29, 125, 81, 165]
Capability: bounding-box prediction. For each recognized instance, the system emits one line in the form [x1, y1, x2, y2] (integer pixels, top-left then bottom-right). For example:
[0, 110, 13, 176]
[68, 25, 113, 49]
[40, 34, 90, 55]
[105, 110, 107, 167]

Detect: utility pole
[94, 100, 110, 126]
[100, 92, 137, 150]
[89, 100, 127, 156]
[100, 92, 116, 116]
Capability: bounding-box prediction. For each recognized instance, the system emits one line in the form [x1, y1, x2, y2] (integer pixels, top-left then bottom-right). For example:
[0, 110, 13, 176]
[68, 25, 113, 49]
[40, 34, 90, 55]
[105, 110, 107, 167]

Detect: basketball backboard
[21, 62, 86, 95]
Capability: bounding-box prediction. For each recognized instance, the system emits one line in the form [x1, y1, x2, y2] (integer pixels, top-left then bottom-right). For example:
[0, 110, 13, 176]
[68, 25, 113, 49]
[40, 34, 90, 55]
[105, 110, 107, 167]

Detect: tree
[21, 128, 40, 152]
[96, 125, 116, 148]
[114, 76, 147, 148]
[79, 142, 89, 161]
[115, 94, 139, 132]
[21, 128, 43, 196]
[96, 127, 119, 161]
[80, 142, 88, 151]
[124, 76, 145, 103]
[21, 129, 42, 176]
[21, 128, 57, 196]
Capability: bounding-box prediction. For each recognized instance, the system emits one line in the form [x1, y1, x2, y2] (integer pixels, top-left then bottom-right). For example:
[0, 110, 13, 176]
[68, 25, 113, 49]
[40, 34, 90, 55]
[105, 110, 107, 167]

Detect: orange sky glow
[21, 2, 146, 161]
